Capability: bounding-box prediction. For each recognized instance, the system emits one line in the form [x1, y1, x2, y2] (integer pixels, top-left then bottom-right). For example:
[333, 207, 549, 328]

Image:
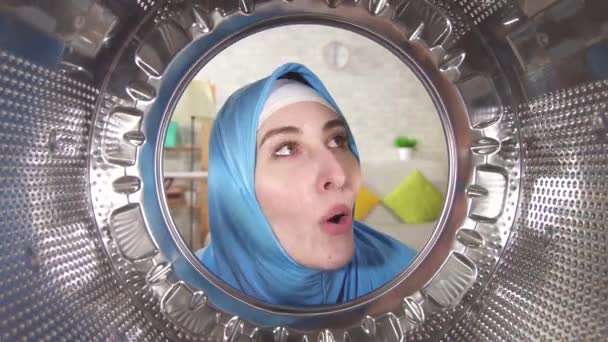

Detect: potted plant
[394, 136, 417, 160]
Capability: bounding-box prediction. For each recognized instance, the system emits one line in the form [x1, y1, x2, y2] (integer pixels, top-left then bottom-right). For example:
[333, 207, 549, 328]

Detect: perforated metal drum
[0, 0, 606, 341]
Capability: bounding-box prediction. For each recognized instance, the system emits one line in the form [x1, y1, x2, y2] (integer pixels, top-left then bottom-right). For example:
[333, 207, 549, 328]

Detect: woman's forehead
[257, 101, 341, 131]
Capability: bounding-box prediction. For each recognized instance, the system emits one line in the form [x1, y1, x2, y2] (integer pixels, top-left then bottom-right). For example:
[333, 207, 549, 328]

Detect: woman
[196, 63, 416, 307]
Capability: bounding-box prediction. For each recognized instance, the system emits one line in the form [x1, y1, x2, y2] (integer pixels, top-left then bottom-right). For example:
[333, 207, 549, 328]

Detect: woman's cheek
[350, 161, 362, 189]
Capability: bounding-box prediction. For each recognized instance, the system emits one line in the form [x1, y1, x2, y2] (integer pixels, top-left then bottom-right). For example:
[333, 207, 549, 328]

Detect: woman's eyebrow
[323, 118, 346, 131]
[259, 126, 301, 147]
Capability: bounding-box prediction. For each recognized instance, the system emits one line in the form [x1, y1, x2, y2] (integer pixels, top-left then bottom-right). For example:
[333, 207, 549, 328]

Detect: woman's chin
[287, 232, 355, 270]
[316, 240, 355, 270]
[321, 255, 353, 270]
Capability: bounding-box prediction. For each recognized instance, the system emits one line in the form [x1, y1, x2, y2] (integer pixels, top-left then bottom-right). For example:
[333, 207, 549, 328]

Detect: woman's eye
[328, 134, 348, 149]
[274, 143, 296, 157]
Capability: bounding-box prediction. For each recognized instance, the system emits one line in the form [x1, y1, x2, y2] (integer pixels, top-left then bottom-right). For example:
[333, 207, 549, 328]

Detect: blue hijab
[197, 63, 416, 306]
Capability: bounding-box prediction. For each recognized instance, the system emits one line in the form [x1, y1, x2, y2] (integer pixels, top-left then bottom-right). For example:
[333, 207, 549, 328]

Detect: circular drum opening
[161, 23, 451, 309]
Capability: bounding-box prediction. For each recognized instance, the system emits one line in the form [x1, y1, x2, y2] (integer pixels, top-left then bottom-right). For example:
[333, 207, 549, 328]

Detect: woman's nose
[317, 152, 347, 192]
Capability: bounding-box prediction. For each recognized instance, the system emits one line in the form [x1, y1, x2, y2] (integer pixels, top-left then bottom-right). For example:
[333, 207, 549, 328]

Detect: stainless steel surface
[0, 32, 162, 342]
[0, 0, 606, 341]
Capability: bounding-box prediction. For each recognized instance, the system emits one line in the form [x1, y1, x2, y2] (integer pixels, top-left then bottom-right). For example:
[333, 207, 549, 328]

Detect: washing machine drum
[0, 1, 606, 341]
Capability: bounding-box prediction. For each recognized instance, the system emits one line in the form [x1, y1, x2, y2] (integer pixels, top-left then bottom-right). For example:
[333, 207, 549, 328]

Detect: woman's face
[255, 101, 361, 270]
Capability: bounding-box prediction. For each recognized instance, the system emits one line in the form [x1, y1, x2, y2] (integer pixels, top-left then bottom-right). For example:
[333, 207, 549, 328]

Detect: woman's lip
[320, 204, 351, 223]
[319, 204, 353, 236]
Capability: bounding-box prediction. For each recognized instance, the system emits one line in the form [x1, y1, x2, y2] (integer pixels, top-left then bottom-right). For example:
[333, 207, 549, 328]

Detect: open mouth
[320, 204, 353, 235]
[327, 212, 346, 224]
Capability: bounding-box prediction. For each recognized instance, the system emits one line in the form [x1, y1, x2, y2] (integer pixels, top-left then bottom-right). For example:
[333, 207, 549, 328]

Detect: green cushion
[382, 169, 444, 224]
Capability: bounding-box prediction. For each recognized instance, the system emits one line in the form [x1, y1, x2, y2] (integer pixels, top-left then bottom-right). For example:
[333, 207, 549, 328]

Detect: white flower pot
[398, 147, 414, 160]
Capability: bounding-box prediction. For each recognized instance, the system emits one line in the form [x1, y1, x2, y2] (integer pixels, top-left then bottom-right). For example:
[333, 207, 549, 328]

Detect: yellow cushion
[382, 170, 444, 224]
[354, 186, 380, 220]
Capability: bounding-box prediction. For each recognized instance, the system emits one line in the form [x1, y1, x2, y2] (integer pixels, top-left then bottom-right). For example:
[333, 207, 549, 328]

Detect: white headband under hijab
[257, 79, 336, 129]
